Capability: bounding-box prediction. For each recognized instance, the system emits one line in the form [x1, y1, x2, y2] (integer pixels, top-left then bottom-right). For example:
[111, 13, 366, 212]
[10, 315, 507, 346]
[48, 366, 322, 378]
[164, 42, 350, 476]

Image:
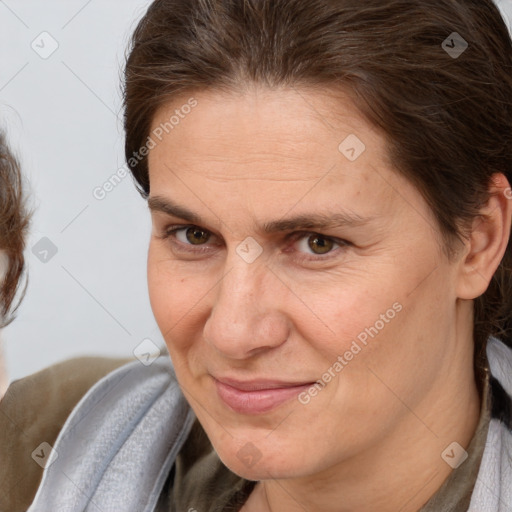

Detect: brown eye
[186, 227, 210, 245]
[307, 235, 334, 254]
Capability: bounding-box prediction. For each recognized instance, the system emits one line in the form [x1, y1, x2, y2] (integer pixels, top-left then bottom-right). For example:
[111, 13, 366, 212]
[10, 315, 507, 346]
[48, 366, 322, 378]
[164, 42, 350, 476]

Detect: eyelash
[159, 224, 350, 262]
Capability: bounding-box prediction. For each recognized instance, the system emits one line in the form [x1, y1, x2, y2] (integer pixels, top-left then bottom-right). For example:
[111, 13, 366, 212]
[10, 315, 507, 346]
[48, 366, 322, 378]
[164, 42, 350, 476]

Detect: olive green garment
[0, 356, 131, 512]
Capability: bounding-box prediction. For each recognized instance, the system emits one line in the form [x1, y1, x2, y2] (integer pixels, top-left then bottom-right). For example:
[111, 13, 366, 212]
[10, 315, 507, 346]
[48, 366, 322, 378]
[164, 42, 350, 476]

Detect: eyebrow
[148, 196, 374, 234]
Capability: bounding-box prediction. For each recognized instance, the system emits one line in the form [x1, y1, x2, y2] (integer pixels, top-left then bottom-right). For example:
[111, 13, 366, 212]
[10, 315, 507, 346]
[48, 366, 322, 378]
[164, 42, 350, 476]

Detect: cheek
[147, 243, 212, 355]
[291, 280, 396, 355]
[291, 265, 428, 384]
[147, 248, 173, 327]
[147, 246, 190, 337]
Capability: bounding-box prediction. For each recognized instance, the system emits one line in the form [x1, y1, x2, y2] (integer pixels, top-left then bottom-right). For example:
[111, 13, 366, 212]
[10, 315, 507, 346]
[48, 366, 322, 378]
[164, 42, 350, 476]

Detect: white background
[0, 0, 157, 383]
[1, 0, 511, 382]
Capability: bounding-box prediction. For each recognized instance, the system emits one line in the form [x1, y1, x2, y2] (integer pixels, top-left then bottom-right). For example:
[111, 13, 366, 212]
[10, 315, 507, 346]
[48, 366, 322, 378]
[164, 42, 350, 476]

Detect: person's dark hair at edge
[123, 0, 512, 392]
[0, 132, 30, 327]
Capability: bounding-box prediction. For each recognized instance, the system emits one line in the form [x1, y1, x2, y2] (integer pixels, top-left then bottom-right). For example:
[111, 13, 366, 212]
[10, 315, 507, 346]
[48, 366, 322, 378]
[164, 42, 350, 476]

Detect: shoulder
[26, 355, 195, 512]
[0, 356, 132, 512]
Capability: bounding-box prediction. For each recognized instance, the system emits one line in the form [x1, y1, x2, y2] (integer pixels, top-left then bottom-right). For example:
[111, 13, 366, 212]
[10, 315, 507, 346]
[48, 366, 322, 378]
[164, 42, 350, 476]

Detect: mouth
[213, 377, 315, 415]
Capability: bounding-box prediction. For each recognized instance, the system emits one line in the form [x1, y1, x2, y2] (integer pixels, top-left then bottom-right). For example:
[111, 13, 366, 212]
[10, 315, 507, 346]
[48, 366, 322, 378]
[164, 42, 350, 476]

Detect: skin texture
[146, 86, 511, 512]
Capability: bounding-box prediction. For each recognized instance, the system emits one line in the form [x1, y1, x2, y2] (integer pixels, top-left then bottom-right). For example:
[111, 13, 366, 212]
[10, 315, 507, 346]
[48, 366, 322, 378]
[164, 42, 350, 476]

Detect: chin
[212, 437, 308, 481]
[220, 453, 298, 481]
[194, 402, 322, 479]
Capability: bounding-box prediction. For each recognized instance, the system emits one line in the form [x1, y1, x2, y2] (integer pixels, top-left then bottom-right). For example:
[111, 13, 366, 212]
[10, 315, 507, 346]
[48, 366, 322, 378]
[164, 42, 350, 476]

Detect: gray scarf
[28, 357, 195, 511]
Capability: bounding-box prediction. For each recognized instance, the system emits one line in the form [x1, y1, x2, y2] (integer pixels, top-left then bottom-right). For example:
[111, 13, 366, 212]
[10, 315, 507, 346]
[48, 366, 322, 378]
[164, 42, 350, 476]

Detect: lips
[213, 376, 314, 414]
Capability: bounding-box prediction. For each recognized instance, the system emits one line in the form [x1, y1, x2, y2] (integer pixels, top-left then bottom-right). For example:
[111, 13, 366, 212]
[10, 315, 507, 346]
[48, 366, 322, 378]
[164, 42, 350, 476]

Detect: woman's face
[147, 87, 464, 481]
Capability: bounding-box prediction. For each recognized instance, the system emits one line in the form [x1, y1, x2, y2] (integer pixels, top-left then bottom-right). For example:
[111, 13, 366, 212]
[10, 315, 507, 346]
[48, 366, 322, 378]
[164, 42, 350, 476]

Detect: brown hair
[0, 133, 30, 327]
[123, 0, 512, 379]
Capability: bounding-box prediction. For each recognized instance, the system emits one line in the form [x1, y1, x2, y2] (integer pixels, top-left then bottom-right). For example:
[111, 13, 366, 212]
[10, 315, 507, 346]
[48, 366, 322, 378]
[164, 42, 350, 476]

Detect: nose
[203, 253, 290, 360]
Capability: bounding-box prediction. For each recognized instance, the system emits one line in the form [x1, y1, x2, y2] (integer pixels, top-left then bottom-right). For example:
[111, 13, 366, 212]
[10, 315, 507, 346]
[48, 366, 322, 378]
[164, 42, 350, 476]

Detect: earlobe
[456, 173, 512, 300]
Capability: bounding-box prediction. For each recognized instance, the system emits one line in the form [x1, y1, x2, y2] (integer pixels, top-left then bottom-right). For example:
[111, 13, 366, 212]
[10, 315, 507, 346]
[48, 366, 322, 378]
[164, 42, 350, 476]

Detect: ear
[457, 173, 512, 300]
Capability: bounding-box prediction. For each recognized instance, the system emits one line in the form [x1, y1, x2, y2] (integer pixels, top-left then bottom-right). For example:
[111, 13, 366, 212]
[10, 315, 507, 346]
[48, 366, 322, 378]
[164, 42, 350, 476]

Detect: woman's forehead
[147, 87, 391, 190]
[150, 86, 381, 154]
